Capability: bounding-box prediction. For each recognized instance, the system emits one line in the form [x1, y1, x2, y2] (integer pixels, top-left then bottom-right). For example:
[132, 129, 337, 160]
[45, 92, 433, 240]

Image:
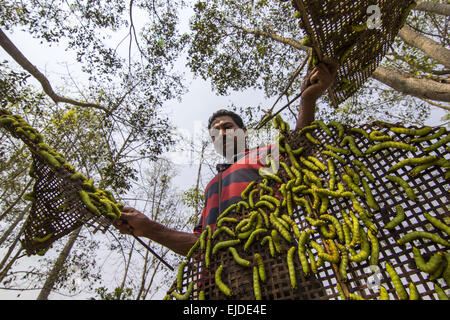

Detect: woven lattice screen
[0, 110, 121, 256]
[166, 117, 449, 300]
[291, 0, 417, 108]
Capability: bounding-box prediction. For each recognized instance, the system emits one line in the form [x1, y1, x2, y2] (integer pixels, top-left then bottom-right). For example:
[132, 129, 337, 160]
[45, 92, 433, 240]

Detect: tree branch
[414, 1, 450, 16]
[398, 25, 450, 69]
[372, 66, 450, 103]
[0, 29, 110, 114]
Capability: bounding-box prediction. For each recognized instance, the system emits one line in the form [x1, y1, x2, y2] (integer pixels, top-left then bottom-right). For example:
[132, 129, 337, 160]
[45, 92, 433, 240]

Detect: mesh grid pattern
[168, 121, 449, 300]
[292, 0, 416, 107]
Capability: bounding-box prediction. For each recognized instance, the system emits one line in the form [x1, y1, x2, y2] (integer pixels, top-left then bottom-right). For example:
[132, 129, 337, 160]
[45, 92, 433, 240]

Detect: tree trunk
[36, 227, 82, 300]
[414, 1, 450, 16]
[398, 25, 450, 69]
[372, 66, 450, 103]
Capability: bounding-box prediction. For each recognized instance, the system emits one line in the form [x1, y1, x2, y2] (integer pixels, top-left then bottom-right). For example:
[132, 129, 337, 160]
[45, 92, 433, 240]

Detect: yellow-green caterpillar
[411, 127, 446, 143]
[325, 144, 350, 155]
[287, 246, 297, 289]
[412, 247, 443, 274]
[390, 126, 432, 136]
[186, 237, 201, 259]
[254, 253, 266, 283]
[353, 159, 375, 182]
[361, 178, 379, 211]
[229, 247, 251, 268]
[434, 282, 449, 300]
[171, 282, 194, 300]
[397, 231, 450, 247]
[322, 150, 347, 165]
[312, 120, 333, 137]
[318, 239, 340, 264]
[336, 243, 349, 282]
[253, 266, 262, 300]
[350, 229, 370, 263]
[244, 228, 268, 251]
[342, 174, 364, 197]
[409, 282, 420, 300]
[342, 136, 364, 156]
[385, 262, 408, 300]
[385, 205, 406, 230]
[367, 229, 379, 266]
[365, 141, 417, 154]
[379, 285, 389, 300]
[369, 130, 392, 142]
[385, 175, 417, 201]
[423, 212, 450, 236]
[388, 155, 437, 172]
[307, 156, 327, 172]
[328, 121, 345, 140]
[215, 265, 232, 297]
[177, 262, 188, 291]
[260, 235, 275, 257]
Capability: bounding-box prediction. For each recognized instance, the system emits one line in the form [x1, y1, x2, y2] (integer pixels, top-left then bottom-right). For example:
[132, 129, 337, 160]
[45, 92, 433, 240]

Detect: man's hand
[113, 207, 151, 238]
[301, 56, 339, 102]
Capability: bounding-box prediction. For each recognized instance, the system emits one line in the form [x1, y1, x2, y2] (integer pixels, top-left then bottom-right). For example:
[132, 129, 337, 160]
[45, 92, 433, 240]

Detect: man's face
[209, 115, 247, 161]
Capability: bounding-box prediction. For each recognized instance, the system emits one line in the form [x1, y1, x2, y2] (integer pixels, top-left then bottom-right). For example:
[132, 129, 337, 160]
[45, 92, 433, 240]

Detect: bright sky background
[0, 4, 447, 300]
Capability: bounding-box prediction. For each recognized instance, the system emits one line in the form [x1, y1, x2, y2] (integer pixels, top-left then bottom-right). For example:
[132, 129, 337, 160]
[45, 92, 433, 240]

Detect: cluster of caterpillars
[165, 112, 449, 301]
[0, 109, 122, 239]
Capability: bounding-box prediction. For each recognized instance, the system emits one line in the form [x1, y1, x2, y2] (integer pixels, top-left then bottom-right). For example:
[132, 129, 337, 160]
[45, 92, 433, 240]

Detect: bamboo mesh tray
[166, 117, 449, 300]
[0, 110, 120, 256]
[291, 0, 417, 108]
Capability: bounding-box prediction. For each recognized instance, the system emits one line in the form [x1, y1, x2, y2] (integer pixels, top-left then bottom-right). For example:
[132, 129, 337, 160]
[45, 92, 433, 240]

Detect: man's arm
[113, 207, 199, 257]
[295, 57, 339, 131]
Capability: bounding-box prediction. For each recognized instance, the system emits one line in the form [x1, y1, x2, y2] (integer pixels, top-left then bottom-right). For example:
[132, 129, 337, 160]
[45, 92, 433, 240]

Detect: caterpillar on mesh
[385, 175, 417, 201]
[215, 265, 232, 297]
[385, 262, 408, 300]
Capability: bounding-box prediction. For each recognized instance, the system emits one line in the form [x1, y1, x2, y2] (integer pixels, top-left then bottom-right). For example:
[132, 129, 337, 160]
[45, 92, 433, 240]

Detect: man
[114, 57, 339, 256]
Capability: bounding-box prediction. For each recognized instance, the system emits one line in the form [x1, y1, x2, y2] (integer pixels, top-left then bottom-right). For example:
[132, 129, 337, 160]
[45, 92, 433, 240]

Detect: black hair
[207, 109, 245, 130]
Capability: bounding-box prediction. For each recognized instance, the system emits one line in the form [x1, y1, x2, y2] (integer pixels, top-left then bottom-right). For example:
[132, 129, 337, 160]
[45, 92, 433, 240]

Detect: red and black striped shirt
[194, 144, 274, 234]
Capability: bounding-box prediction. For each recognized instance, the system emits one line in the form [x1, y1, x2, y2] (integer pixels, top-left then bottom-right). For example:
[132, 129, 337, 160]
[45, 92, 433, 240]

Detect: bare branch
[0, 29, 110, 114]
[414, 1, 450, 16]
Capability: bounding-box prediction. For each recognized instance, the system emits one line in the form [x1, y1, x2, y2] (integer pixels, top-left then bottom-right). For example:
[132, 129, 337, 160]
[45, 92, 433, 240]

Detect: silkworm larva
[198, 290, 205, 300]
[322, 150, 347, 165]
[321, 214, 344, 242]
[280, 161, 295, 180]
[358, 209, 378, 234]
[309, 240, 324, 267]
[217, 203, 237, 220]
[307, 156, 328, 172]
[325, 144, 350, 155]
[365, 141, 417, 154]
[328, 121, 345, 140]
[312, 120, 333, 137]
[348, 293, 365, 300]
[379, 285, 389, 300]
[293, 195, 313, 216]
[186, 237, 201, 259]
[350, 229, 370, 263]
[411, 127, 446, 143]
[228, 247, 251, 268]
[212, 239, 241, 255]
[386, 175, 417, 201]
[261, 235, 275, 257]
[298, 238, 314, 277]
[287, 246, 297, 289]
[301, 169, 322, 185]
[31, 233, 53, 243]
[350, 127, 370, 140]
[342, 223, 352, 247]
[388, 156, 437, 172]
[254, 200, 275, 211]
[342, 136, 364, 156]
[434, 282, 449, 300]
[215, 265, 232, 297]
[217, 217, 239, 228]
[320, 223, 336, 239]
[429, 259, 446, 281]
[305, 216, 326, 227]
[290, 166, 302, 186]
[305, 132, 321, 145]
[258, 167, 283, 183]
[205, 238, 211, 268]
[212, 226, 236, 240]
[336, 243, 349, 282]
[259, 183, 275, 196]
[344, 165, 361, 185]
[281, 214, 301, 239]
[285, 143, 302, 170]
[306, 248, 318, 274]
[353, 159, 375, 182]
[270, 213, 293, 243]
[336, 283, 346, 300]
[319, 239, 340, 264]
[367, 229, 379, 266]
[384, 205, 406, 230]
[172, 282, 194, 300]
[390, 126, 432, 136]
[369, 130, 392, 142]
[79, 190, 102, 216]
[241, 181, 257, 200]
[254, 253, 266, 283]
[292, 146, 305, 156]
[423, 212, 450, 236]
[271, 229, 282, 253]
[300, 156, 321, 172]
[319, 194, 329, 215]
[244, 228, 268, 251]
[177, 262, 188, 291]
[398, 231, 450, 247]
[253, 266, 262, 300]
[412, 247, 443, 274]
[287, 191, 294, 216]
[342, 174, 364, 197]
[297, 124, 318, 136]
[361, 178, 380, 211]
[248, 188, 259, 208]
[385, 262, 408, 300]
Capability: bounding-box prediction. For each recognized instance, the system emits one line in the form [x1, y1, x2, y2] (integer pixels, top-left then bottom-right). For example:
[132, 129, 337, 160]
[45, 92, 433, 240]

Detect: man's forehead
[211, 115, 237, 127]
